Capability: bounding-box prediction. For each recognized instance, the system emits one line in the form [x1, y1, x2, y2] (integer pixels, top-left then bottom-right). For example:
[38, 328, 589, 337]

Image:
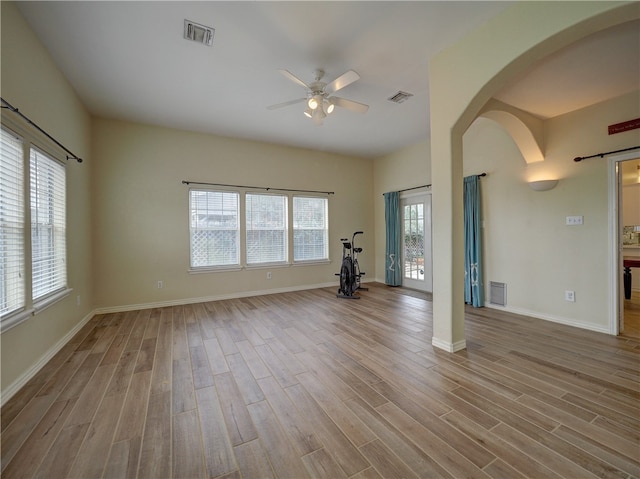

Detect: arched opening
[429, 2, 640, 352]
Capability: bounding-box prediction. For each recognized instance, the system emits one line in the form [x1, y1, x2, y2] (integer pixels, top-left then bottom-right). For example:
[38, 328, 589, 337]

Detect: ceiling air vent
[387, 91, 414, 104]
[184, 19, 215, 47]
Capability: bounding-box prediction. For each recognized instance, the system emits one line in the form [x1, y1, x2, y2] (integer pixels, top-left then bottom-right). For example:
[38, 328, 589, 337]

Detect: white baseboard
[1, 309, 96, 407]
[94, 281, 347, 314]
[432, 337, 467, 353]
[484, 303, 611, 335]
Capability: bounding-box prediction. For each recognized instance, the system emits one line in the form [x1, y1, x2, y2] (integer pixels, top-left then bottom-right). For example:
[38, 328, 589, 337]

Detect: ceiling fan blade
[267, 98, 306, 110]
[279, 69, 309, 89]
[330, 96, 369, 113]
[325, 70, 360, 95]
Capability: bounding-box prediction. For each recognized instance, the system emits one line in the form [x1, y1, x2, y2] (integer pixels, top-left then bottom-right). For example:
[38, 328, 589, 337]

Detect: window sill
[245, 262, 290, 270]
[1, 287, 72, 334]
[189, 266, 243, 275]
[293, 259, 332, 266]
[34, 288, 73, 315]
[1, 308, 35, 333]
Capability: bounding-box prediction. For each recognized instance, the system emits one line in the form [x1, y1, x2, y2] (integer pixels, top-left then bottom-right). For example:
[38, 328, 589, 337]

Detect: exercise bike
[336, 231, 367, 299]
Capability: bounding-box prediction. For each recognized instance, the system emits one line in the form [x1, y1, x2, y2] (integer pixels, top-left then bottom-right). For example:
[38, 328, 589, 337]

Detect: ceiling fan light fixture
[303, 107, 312, 118]
[325, 100, 335, 114]
[308, 94, 323, 110]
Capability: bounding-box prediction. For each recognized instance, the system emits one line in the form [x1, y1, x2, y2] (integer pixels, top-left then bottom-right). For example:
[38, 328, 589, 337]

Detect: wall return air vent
[184, 19, 215, 47]
[489, 281, 507, 307]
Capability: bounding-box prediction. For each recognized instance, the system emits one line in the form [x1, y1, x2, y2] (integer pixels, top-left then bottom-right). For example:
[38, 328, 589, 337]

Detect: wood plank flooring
[2, 283, 639, 478]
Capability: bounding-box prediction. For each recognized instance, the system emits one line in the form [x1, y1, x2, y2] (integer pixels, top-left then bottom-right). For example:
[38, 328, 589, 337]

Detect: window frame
[30, 146, 68, 303]
[0, 120, 71, 333]
[292, 195, 330, 264]
[188, 188, 241, 272]
[245, 192, 289, 267]
[188, 188, 330, 273]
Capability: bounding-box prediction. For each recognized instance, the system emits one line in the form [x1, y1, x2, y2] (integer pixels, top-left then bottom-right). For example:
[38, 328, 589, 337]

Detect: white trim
[292, 259, 332, 267]
[33, 288, 73, 315]
[484, 303, 610, 335]
[1, 308, 35, 333]
[431, 337, 466, 353]
[93, 280, 351, 315]
[1, 288, 72, 334]
[608, 150, 640, 336]
[1, 308, 96, 406]
[400, 187, 431, 199]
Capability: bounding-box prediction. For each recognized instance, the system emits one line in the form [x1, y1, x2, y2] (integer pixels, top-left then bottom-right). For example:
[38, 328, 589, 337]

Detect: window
[293, 196, 328, 262]
[246, 193, 287, 265]
[188, 188, 329, 271]
[190, 190, 240, 268]
[0, 128, 25, 316]
[1, 125, 69, 329]
[30, 148, 67, 301]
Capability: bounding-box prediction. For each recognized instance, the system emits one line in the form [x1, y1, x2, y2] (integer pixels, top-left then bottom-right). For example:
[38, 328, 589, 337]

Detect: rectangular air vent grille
[489, 281, 507, 306]
[184, 20, 215, 47]
[387, 91, 414, 103]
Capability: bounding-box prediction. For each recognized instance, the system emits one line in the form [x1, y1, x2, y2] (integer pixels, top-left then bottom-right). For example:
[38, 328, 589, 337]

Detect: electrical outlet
[566, 216, 583, 225]
[76, 295, 81, 307]
[267, 272, 272, 280]
[157, 280, 163, 289]
[565, 290, 575, 302]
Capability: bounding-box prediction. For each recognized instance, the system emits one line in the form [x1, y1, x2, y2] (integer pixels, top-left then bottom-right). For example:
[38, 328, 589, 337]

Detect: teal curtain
[384, 191, 402, 286]
[464, 175, 484, 307]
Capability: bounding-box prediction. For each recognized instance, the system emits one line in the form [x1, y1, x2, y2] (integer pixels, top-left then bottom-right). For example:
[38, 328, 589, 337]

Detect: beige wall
[1, 2, 93, 396]
[464, 90, 639, 332]
[428, 1, 638, 349]
[91, 118, 374, 310]
[373, 90, 639, 333]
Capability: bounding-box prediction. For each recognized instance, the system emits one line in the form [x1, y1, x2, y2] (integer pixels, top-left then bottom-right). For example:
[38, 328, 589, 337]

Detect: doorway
[609, 152, 640, 337]
[401, 192, 432, 292]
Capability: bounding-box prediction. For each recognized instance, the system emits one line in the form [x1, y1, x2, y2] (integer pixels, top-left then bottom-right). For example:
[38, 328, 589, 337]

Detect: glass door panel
[401, 194, 432, 292]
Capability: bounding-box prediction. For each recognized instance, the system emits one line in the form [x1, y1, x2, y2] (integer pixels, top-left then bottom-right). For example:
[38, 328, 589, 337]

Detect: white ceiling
[14, 2, 640, 159]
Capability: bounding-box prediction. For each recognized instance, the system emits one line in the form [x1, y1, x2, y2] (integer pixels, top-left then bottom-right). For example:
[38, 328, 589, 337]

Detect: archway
[429, 2, 640, 352]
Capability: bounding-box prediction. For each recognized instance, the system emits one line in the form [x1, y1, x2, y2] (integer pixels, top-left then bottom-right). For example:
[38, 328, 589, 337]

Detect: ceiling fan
[267, 69, 369, 125]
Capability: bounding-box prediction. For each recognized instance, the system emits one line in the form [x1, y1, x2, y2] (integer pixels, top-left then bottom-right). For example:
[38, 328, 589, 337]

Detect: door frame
[608, 151, 640, 335]
[400, 189, 432, 292]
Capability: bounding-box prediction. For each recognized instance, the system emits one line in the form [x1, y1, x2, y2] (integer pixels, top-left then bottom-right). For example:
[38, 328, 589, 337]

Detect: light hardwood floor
[2, 283, 639, 478]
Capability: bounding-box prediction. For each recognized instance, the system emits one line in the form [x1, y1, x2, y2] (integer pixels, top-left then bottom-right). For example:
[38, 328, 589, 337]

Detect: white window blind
[190, 190, 240, 268]
[293, 196, 328, 262]
[0, 128, 25, 316]
[30, 148, 67, 301]
[246, 193, 287, 265]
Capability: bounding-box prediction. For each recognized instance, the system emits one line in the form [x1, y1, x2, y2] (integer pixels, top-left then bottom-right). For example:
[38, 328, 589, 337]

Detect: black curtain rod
[1, 97, 83, 163]
[385, 173, 486, 196]
[574, 145, 640, 162]
[182, 180, 334, 195]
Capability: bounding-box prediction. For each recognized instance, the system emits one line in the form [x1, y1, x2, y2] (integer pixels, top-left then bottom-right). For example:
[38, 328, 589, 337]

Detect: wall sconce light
[528, 179, 559, 191]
